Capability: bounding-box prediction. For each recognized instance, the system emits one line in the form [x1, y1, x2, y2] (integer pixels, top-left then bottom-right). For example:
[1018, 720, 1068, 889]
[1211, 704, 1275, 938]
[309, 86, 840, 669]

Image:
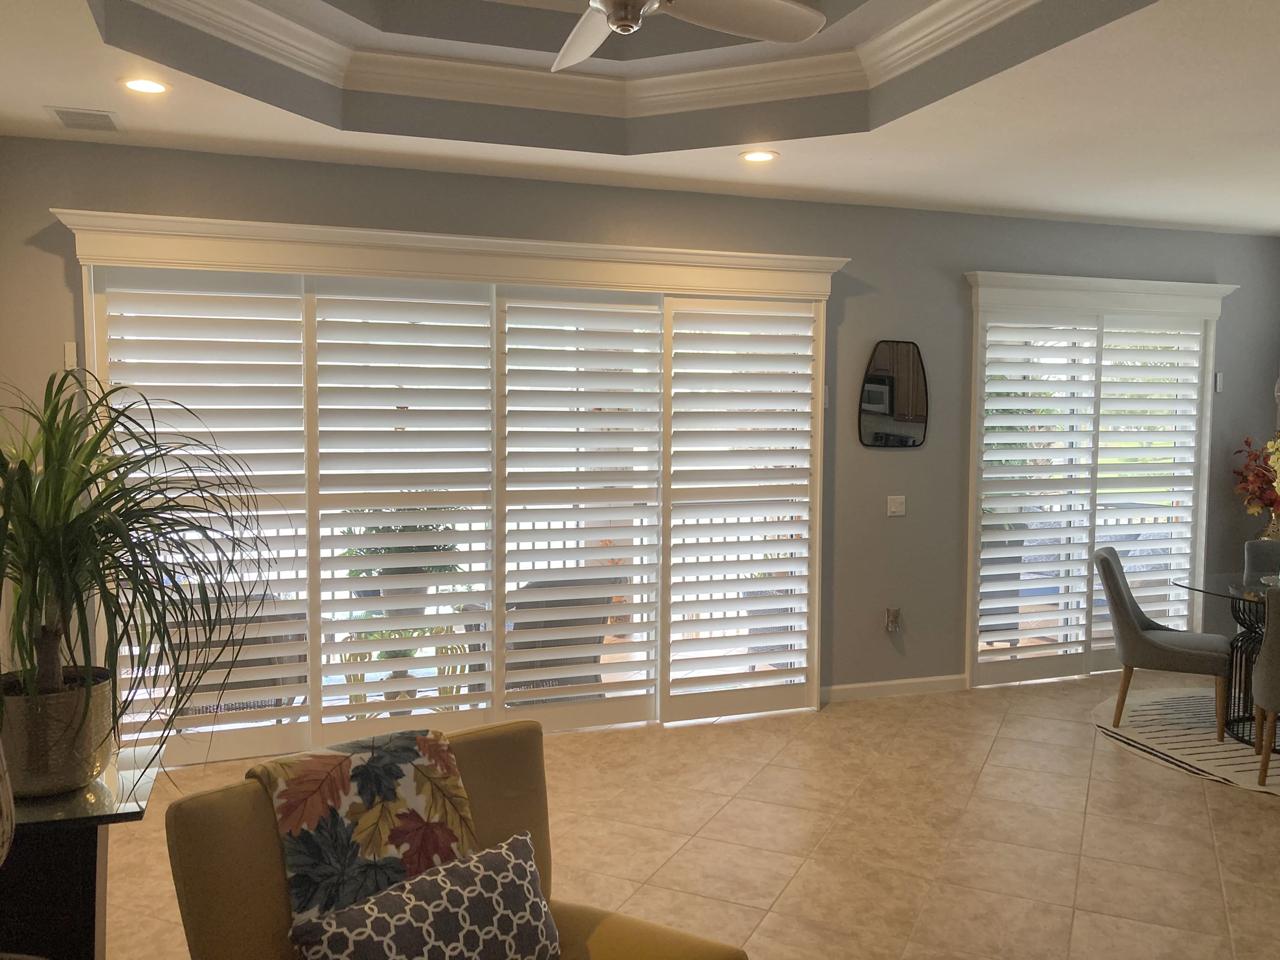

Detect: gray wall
[1, 136, 1276, 688]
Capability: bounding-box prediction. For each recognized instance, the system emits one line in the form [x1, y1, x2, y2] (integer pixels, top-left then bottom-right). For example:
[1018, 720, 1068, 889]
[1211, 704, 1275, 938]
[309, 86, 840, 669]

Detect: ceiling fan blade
[552, 8, 613, 72]
[662, 0, 825, 43]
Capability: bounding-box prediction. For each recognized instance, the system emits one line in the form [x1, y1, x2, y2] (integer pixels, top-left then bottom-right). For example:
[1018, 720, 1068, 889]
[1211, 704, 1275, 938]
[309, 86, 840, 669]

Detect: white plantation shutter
[313, 279, 496, 730]
[1091, 316, 1203, 648]
[501, 290, 663, 726]
[968, 274, 1223, 686]
[91, 262, 827, 752]
[974, 314, 1098, 683]
[99, 269, 311, 753]
[663, 300, 817, 721]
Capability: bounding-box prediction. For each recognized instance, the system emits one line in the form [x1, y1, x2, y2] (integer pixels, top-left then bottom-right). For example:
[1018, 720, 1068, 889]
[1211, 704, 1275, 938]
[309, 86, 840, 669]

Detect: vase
[0, 666, 115, 797]
[1264, 510, 1280, 541]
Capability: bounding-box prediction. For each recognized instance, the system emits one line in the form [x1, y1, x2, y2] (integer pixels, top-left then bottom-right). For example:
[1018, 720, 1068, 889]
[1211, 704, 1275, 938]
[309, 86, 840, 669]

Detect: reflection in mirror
[859, 340, 928, 448]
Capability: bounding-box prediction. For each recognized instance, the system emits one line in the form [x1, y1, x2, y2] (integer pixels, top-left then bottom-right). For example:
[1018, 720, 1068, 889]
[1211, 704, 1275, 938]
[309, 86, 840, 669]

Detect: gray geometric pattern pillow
[291, 832, 559, 960]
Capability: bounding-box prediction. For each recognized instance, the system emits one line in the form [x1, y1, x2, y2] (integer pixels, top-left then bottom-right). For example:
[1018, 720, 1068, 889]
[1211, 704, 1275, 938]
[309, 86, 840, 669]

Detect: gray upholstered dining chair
[1093, 547, 1232, 736]
[1254, 589, 1280, 785]
[1245, 539, 1280, 584]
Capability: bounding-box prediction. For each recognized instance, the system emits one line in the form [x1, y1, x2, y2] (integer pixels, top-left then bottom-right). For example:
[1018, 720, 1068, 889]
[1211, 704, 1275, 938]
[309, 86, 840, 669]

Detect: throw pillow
[291, 831, 559, 960]
[247, 729, 477, 926]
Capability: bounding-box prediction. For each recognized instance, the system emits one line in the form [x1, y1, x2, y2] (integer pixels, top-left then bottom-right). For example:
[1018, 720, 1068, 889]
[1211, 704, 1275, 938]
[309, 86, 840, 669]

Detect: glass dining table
[1175, 572, 1275, 746]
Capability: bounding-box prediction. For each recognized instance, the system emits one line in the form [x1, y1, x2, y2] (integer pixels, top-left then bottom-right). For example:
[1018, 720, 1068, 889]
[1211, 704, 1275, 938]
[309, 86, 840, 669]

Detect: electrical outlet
[887, 495, 907, 517]
[885, 608, 902, 632]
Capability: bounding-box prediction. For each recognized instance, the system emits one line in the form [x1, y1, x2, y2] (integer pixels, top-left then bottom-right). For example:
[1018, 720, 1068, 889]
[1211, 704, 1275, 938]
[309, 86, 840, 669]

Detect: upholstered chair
[1093, 547, 1232, 736]
[1253, 589, 1280, 785]
[1245, 539, 1280, 584]
[166, 720, 746, 960]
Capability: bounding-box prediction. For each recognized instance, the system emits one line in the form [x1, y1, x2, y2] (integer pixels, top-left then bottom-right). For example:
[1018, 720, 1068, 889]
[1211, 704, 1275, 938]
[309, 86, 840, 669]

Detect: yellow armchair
[165, 720, 746, 960]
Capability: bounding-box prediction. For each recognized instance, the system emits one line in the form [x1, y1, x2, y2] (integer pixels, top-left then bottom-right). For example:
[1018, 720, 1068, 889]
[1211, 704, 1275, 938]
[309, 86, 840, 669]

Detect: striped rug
[1093, 689, 1280, 796]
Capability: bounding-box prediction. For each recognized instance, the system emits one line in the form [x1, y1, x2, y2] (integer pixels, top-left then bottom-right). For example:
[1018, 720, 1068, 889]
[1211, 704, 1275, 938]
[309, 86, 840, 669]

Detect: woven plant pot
[0, 667, 114, 798]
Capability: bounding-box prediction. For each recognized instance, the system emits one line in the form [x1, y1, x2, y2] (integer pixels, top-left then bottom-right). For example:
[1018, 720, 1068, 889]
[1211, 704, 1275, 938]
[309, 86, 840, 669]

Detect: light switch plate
[63, 341, 78, 370]
[887, 495, 907, 517]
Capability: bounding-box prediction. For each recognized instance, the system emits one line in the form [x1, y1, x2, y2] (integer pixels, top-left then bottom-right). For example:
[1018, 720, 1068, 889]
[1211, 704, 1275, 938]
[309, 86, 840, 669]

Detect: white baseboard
[821, 674, 968, 703]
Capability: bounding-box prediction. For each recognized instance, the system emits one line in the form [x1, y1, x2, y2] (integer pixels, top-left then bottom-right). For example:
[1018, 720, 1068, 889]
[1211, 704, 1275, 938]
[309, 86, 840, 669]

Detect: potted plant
[0, 371, 264, 797]
[1234, 432, 1280, 540]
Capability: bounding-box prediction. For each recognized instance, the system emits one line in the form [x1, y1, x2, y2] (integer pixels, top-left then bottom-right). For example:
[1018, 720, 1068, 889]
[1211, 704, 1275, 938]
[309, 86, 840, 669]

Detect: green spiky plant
[0, 371, 266, 764]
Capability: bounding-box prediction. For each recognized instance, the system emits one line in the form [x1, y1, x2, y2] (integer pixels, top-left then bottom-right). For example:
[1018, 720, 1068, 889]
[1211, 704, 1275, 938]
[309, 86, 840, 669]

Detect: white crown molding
[54, 209, 849, 299]
[346, 49, 867, 118]
[858, 0, 1043, 86]
[345, 51, 627, 117]
[627, 50, 867, 117]
[967, 271, 1239, 317]
[133, 0, 350, 85]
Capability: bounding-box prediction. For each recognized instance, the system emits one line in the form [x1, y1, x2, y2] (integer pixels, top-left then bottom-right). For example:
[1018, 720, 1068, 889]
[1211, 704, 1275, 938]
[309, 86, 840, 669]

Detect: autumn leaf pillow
[247, 729, 477, 926]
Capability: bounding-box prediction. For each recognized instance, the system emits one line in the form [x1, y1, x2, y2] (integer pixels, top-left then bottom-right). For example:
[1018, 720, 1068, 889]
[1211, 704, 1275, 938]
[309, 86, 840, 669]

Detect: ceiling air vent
[49, 107, 120, 132]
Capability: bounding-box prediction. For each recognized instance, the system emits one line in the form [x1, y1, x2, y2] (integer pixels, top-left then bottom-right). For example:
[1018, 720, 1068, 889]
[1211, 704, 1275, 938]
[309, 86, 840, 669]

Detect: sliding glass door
[967, 273, 1224, 687]
[92, 266, 822, 759]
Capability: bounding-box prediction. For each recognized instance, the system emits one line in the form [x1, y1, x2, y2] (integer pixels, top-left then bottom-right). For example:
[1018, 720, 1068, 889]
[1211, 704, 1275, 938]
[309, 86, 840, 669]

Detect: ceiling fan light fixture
[556, 0, 826, 74]
[593, 0, 661, 35]
[741, 149, 779, 163]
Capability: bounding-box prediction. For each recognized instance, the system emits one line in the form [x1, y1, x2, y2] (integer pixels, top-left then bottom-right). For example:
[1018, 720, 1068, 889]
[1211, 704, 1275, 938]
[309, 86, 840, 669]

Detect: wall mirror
[859, 340, 928, 448]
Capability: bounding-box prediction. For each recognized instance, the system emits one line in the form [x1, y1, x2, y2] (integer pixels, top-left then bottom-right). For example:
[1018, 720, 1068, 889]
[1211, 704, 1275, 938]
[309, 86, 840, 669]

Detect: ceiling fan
[551, 0, 826, 72]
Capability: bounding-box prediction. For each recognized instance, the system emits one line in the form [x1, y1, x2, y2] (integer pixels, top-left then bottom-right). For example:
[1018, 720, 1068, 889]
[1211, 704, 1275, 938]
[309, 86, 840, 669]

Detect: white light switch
[887, 495, 907, 517]
[63, 341, 78, 370]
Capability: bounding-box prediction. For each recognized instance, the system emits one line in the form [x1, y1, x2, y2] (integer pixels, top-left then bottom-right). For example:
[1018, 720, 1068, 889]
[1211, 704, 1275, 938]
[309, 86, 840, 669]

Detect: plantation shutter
[973, 314, 1099, 684]
[98, 268, 311, 754]
[1091, 316, 1203, 649]
[89, 259, 831, 754]
[312, 278, 496, 731]
[663, 300, 817, 721]
[969, 274, 1219, 686]
[500, 289, 663, 727]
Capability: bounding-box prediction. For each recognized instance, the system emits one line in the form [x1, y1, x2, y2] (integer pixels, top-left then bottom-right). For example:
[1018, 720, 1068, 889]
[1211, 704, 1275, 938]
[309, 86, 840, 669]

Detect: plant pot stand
[0, 751, 155, 960]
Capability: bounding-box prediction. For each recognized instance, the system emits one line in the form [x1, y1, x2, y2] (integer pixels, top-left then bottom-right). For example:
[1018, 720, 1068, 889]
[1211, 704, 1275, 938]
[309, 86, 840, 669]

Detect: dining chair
[1245, 539, 1280, 584]
[1253, 588, 1280, 785]
[1093, 547, 1232, 736]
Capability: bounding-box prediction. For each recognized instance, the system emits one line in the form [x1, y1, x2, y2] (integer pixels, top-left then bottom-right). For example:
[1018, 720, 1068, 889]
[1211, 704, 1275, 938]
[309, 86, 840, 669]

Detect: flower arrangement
[1234, 432, 1280, 517]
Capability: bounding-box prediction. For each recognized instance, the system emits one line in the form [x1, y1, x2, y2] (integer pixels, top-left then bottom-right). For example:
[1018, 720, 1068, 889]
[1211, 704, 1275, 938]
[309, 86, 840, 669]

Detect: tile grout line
[1205, 780, 1241, 960]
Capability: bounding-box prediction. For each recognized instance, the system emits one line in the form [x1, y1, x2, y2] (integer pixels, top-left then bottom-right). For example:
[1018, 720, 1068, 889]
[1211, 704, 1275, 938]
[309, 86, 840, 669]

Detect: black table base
[0, 820, 105, 960]
[1226, 594, 1273, 749]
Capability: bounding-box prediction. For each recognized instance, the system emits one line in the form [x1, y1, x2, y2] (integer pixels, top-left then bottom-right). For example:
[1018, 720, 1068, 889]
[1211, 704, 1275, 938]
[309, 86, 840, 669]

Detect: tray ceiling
[89, 0, 1157, 153]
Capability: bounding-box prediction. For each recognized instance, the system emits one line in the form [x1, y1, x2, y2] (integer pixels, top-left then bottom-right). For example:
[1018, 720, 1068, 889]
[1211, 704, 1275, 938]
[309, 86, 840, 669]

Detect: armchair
[165, 720, 745, 960]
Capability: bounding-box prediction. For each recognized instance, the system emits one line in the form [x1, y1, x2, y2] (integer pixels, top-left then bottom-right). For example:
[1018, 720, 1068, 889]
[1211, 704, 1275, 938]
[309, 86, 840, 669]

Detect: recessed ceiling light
[124, 79, 167, 94]
[740, 150, 779, 163]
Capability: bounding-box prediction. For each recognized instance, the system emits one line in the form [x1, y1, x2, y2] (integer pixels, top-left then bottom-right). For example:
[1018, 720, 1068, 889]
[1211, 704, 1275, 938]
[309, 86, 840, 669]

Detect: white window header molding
[966, 271, 1238, 318]
[53, 209, 849, 300]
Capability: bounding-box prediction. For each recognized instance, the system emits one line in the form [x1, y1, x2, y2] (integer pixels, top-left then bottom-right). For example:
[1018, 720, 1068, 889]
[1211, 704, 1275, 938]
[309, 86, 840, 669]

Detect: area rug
[1093, 690, 1280, 797]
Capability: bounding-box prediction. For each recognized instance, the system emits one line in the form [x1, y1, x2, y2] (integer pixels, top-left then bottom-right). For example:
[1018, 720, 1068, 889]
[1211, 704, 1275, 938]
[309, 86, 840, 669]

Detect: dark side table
[1177, 573, 1273, 747]
[0, 750, 156, 960]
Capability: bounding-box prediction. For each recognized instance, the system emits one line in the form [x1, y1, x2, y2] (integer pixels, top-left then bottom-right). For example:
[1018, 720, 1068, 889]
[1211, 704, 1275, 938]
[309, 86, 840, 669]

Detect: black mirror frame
[858, 339, 928, 449]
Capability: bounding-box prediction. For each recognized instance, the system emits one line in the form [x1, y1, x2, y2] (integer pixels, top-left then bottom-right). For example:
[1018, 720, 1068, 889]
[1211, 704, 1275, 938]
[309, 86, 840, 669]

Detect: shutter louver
[314, 281, 495, 727]
[665, 302, 815, 719]
[102, 272, 311, 746]
[501, 292, 663, 724]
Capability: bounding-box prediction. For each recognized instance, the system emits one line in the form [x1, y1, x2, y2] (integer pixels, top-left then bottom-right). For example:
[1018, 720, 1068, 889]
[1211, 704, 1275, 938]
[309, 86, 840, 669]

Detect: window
[73, 216, 839, 762]
[966, 272, 1236, 686]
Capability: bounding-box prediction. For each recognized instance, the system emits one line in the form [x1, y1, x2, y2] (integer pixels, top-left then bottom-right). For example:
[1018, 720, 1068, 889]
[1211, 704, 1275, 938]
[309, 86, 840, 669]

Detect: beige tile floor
[105, 671, 1280, 960]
